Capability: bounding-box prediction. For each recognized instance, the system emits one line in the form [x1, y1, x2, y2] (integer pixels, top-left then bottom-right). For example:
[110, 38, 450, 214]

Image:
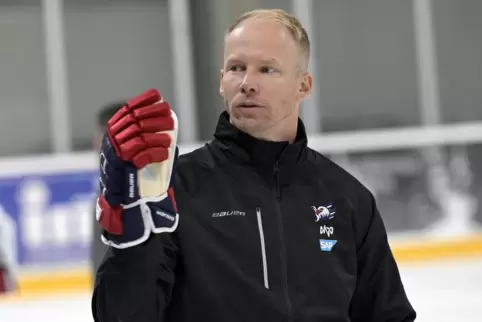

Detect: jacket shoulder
[305, 148, 380, 247]
[177, 144, 216, 169]
[174, 143, 218, 195]
[305, 147, 374, 209]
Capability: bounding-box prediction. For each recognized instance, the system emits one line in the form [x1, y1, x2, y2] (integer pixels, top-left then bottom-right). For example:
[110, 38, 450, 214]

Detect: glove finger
[117, 132, 171, 161]
[114, 122, 142, 146]
[132, 101, 171, 120]
[126, 88, 161, 111]
[109, 101, 172, 137]
[106, 89, 162, 135]
[131, 146, 169, 169]
[107, 105, 129, 130]
[109, 113, 138, 137]
[110, 113, 174, 141]
[138, 116, 175, 133]
[118, 136, 146, 161]
[141, 133, 171, 148]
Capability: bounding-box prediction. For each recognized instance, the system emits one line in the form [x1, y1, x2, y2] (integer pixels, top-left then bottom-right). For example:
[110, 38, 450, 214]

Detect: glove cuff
[97, 195, 123, 235]
[98, 192, 178, 249]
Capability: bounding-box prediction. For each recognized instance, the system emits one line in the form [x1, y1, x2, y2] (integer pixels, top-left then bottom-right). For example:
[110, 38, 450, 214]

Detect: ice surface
[1, 258, 481, 322]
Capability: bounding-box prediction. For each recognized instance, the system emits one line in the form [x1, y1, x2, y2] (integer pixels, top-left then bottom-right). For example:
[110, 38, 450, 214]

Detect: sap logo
[319, 239, 337, 252]
[156, 210, 176, 221]
[320, 225, 334, 237]
[312, 203, 335, 222]
[212, 210, 245, 218]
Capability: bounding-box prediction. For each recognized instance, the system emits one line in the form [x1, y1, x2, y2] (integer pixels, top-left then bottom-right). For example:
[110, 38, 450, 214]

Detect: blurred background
[0, 0, 481, 321]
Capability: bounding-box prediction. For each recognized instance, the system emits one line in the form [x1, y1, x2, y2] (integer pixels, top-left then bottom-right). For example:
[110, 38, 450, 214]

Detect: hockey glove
[96, 89, 179, 249]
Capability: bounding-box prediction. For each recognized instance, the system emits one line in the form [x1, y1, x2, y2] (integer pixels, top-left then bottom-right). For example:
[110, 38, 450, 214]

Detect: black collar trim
[211, 111, 308, 168]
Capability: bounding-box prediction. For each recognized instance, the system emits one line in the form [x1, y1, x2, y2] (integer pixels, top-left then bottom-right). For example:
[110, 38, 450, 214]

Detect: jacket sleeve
[349, 189, 416, 322]
[90, 205, 109, 280]
[92, 232, 180, 322]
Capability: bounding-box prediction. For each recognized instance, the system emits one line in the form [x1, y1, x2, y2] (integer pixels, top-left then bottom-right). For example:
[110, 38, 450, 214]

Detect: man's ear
[299, 72, 312, 98]
[219, 69, 225, 97]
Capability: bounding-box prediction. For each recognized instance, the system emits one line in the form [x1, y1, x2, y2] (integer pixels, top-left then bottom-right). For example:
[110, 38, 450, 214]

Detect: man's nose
[239, 71, 259, 94]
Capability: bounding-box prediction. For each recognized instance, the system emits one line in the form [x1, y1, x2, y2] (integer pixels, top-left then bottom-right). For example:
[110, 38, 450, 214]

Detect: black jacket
[90, 202, 109, 280]
[92, 112, 416, 322]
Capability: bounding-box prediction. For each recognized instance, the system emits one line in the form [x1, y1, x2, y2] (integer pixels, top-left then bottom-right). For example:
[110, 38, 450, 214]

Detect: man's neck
[253, 119, 298, 143]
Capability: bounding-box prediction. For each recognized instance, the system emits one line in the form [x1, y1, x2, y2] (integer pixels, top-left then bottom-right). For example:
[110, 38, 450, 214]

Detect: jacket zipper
[274, 161, 294, 322]
[256, 207, 269, 289]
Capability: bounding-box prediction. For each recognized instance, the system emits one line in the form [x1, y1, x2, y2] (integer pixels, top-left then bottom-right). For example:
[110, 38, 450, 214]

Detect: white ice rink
[0, 258, 481, 322]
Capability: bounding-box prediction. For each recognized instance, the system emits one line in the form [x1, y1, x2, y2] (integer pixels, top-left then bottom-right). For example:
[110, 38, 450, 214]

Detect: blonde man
[92, 9, 416, 322]
[0, 207, 16, 294]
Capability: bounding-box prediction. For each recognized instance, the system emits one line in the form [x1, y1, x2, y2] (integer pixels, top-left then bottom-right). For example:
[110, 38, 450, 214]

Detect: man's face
[220, 18, 312, 141]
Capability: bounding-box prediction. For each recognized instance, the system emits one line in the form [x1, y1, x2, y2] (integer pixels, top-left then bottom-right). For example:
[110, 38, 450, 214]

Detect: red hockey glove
[95, 89, 179, 249]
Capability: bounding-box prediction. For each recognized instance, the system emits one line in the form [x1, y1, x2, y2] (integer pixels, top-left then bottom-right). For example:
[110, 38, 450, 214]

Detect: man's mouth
[237, 103, 262, 108]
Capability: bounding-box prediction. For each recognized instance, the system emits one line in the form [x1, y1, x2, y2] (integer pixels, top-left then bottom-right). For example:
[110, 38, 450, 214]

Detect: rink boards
[0, 150, 481, 299]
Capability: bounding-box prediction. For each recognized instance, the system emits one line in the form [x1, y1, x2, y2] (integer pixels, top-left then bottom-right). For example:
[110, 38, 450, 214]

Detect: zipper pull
[273, 161, 280, 174]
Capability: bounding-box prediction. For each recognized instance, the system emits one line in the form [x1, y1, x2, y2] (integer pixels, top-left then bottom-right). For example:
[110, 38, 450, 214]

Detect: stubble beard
[225, 100, 267, 137]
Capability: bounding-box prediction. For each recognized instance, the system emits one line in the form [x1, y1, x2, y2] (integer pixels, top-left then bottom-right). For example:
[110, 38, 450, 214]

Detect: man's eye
[229, 65, 244, 72]
[260, 66, 275, 73]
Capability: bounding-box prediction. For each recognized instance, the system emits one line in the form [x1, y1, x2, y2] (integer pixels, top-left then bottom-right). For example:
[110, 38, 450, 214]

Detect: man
[0, 251, 14, 294]
[0, 207, 16, 294]
[90, 102, 124, 280]
[92, 9, 416, 322]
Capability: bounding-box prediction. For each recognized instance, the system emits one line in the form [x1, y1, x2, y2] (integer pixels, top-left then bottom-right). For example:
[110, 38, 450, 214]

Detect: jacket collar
[211, 111, 308, 168]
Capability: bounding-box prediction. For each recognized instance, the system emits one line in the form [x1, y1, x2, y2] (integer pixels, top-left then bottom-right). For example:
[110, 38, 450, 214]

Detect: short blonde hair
[225, 9, 310, 71]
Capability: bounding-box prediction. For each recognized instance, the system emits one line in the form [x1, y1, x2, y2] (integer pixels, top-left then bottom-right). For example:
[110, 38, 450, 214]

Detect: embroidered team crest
[312, 203, 335, 222]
